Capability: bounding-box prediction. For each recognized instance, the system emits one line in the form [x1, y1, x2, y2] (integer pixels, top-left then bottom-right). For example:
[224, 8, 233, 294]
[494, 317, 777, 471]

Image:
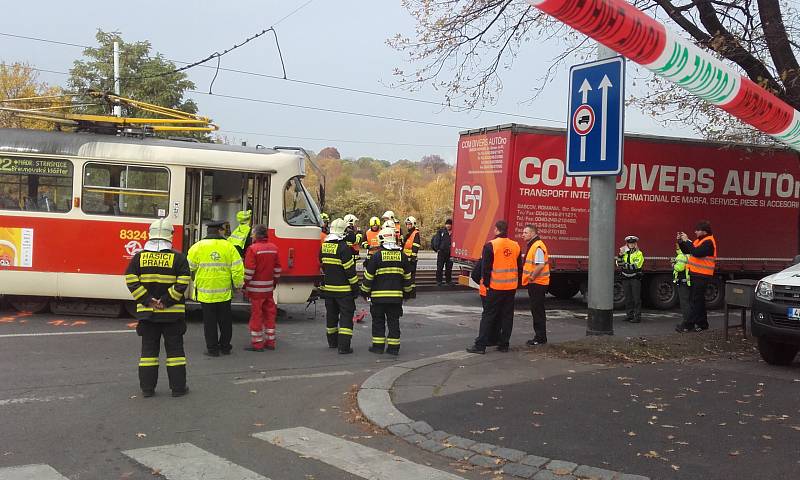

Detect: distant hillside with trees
[306, 147, 454, 247]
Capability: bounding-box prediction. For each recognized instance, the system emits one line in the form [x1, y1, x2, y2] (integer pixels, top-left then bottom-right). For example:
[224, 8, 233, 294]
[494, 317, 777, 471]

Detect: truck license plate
[787, 308, 800, 320]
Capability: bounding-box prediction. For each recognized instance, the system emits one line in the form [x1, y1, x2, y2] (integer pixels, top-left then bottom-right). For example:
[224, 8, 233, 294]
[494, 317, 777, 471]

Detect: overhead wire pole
[113, 41, 121, 117]
[586, 43, 618, 336]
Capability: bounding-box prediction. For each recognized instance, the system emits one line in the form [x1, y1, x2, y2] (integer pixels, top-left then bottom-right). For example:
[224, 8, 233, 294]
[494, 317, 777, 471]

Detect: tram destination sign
[0, 157, 72, 177]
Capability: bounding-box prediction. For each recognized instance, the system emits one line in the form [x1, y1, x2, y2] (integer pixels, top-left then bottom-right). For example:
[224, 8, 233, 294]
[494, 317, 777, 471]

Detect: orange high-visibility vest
[488, 237, 520, 290]
[522, 239, 550, 286]
[365, 229, 381, 254]
[687, 235, 717, 276]
[403, 229, 420, 258]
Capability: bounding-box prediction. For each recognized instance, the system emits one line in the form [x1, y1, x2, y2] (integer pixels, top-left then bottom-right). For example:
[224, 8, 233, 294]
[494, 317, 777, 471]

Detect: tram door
[183, 169, 270, 252]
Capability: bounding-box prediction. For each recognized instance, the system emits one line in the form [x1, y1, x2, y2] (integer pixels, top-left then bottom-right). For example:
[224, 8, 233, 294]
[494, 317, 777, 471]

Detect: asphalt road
[0, 292, 732, 479]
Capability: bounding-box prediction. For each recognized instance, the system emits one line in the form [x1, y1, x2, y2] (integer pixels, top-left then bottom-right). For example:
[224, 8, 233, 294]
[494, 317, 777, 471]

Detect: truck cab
[752, 256, 800, 365]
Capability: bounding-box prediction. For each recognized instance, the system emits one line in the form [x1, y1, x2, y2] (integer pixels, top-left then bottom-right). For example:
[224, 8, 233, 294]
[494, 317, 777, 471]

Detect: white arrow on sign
[579, 79, 592, 104]
[598, 74, 613, 161]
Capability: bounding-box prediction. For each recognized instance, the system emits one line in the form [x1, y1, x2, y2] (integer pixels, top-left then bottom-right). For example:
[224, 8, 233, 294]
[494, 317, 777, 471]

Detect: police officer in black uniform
[125, 218, 191, 397]
[361, 226, 415, 355]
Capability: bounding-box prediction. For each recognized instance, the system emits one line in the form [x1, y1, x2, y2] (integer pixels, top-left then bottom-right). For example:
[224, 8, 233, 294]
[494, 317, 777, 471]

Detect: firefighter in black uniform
[124, 218, 191, 398]
[320, 218, 359, 354]
[361, 226, 415, 356]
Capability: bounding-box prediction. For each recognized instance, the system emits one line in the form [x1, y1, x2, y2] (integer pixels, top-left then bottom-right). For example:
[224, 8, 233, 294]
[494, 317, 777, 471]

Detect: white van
[752, 257, 800, 365]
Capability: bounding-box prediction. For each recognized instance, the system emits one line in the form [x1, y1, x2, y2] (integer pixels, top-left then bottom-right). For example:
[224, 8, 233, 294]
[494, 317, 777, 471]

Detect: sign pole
[586, 43, 617, 336]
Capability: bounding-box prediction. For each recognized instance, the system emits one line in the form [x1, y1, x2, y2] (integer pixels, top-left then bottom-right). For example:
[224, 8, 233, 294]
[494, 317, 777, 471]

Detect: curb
[357, 351, 650, 480]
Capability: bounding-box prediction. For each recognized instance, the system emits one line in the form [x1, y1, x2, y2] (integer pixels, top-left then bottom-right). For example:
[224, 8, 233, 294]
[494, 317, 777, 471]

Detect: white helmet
[382, 210, 395, 220]
[343, 214, 358, 226]
[378, 227, 397, 244]
[329, 218, 347, 236]
[405, 216, 417, 227]
[149, 218, 174, 241]
[382, 219, 396, 230]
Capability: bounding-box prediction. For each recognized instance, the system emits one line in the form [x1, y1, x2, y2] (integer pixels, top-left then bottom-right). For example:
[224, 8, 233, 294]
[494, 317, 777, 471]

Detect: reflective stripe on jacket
[360, 247, 414, 303]
[244, 239, 281, 298]
[673, 250, 691, 285]
[522, 238, 550, 286]
[687, 235, 717, 276]
[489, 237, 521, 290]
[187, 236, 245, 302]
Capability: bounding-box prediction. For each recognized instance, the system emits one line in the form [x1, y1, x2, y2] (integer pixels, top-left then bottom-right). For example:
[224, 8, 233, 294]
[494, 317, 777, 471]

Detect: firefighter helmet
[149, 218, 174, 241]
[320, 212, 330, 223]
[405, 216, 417, 227]
[379, 227, 397, 244]
[329, 218, 347, 235]
[382, 210, 395, 220]
[343, 214, 358, 225]
[369, 216, 381, 227]
[382, 219, 396, 230]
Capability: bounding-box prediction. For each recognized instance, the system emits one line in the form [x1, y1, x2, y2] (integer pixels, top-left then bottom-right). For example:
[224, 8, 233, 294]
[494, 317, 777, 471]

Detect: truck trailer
[452, 124, 800, 309]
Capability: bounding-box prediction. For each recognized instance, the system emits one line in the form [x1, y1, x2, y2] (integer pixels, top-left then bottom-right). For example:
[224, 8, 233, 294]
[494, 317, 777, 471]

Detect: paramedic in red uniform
[243, 224, 282, 351]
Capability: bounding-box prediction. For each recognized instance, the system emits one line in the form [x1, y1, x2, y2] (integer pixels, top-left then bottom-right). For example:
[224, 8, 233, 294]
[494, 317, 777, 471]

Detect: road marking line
[0, 329, 135, 338]
[0, 464, 69, 480]
[0, 394, 84, 407]
[233, 370, 353, 385]
[123, 443, 268, 480]
[254, 426, 467, 480]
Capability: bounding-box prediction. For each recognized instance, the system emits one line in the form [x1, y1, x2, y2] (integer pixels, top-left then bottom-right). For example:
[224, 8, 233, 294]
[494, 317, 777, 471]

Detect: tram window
[82, 163, 170, 217]
[283, 176, 320, 226]
[0, 157, 73, 212]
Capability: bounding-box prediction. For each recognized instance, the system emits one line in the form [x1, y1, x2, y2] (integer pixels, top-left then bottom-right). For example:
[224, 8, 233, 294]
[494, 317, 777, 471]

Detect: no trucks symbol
[572, 105, 595, 136]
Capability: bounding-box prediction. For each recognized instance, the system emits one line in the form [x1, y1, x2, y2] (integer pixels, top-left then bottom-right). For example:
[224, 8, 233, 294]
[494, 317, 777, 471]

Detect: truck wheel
[704, 278, 725, 309]
[613, 279, 626, 310]
[548, 279, 580, 300]
[647, 274, 679, 310]
[757, 337, 799, 366]
[7, 295, 50, 314]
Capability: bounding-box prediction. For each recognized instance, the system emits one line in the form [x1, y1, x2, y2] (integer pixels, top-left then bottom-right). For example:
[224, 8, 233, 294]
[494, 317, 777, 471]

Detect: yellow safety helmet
[369, 217, 381, 227]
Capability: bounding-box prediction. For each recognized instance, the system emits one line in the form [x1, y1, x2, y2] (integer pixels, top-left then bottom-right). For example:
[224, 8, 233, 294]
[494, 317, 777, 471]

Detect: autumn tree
[0, 62, 62, 129]
[390, 0, 800, 142]
[68, 30, 198, 119]
[317, 146, 341, 159]
[420, 154, 450, 174]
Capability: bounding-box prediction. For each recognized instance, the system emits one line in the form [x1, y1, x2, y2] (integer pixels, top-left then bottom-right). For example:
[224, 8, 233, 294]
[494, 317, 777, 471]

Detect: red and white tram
[0, 128, 323, 315]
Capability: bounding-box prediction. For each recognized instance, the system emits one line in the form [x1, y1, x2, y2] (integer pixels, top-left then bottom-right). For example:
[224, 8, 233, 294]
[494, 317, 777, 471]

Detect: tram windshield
[283, 176, 320, 226]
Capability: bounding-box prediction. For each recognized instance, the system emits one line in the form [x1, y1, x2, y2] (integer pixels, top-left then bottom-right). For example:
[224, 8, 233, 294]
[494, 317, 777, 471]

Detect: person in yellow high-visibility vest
[617, 235, 645, 324]
[187, 220, 245, 356]
[521, 224, 550, 345]
[227, 210, 252, 257]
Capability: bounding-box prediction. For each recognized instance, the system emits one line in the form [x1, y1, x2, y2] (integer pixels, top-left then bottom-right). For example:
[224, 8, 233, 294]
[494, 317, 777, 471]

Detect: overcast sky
[1, 0, 695, 163]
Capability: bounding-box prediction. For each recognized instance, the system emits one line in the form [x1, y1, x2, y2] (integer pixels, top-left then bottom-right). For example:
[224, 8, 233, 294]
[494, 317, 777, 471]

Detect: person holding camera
[676, 221, 717, 332]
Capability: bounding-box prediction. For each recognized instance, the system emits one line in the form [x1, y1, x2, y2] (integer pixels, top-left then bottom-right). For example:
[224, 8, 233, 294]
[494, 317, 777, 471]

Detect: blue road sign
[566, 56, 625, 176]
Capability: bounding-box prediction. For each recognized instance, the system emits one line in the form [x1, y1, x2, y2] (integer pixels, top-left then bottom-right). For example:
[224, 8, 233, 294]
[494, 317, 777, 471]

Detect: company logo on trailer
[124, 241, 143, 257]
[459, 185, 483, 220]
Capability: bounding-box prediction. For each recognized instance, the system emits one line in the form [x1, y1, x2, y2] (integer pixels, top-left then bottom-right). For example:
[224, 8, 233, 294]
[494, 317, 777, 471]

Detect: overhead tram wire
[219, 129, 455, 148]
[0, 31, 563, 125]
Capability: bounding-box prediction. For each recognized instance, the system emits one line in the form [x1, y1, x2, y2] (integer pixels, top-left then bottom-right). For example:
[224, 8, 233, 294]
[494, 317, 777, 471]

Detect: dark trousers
[202, 300, 232, 354]
[475, 289, 515, 348]
[686, 275, 710, 329]
[137, 320, 187, 392]
[409, 260, 418, 297]
[527, 283, 548, 340]
[325, 296, 355, 346]
[677, 281, 691, 325]
[622, 277, 642, 321]
[436, 253, 453, 284]
[480, 295, 502, 346]
[371, 303, 402, 352]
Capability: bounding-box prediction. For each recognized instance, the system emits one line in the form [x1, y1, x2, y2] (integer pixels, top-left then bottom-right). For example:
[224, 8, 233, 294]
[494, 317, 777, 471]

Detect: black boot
[385, 345, 399, 356]
[327, 332, 339, 348]
[338, 335, 353, 354]
[139, 365, 158, 395]
[368, 343, 385, 354]
[166, 365, 187, 394]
